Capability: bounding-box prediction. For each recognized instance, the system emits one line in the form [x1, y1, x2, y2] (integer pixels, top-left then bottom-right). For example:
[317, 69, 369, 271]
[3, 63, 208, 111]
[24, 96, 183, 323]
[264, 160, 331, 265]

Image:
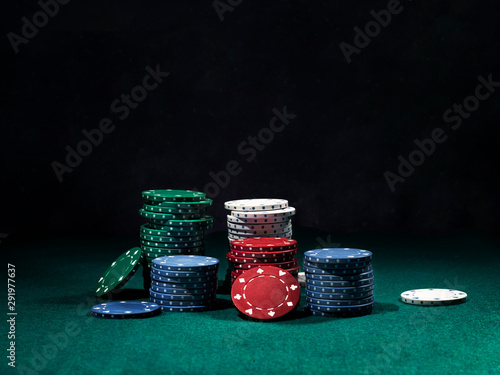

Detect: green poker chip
[142, 189, 206, 202]
[142, 204, 208, 214]
[140, 240, 204, 248]
[139, 209, 202, 220]
[141, 244, 205, 253]
[144, 198, 213, 209]
[140, 224, 204, 237]
[139, 233, 204, 243]
[149, 215, 214, 227]
[95, 247, 143, 297]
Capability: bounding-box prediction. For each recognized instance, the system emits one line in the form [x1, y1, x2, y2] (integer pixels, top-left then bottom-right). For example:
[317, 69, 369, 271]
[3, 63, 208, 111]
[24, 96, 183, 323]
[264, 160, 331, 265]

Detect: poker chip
[91, 301, 161, 319]
[224, 198, 289, 211]
[150, 285, 216, 295]
[139, 209, 202, 220]
[227, 215, 291, 224]
[152, 255, 219, 271]
[307, 302, 374, 317]
[303, 248, 375, 317]
[306, 295, 375, 306]
[140, 224, 204, 237]
[227, 221, 292, 231]
[303, 264, 372, 275]
[400, 289, 467, 306]
[144, 198, 213, 209]
[229, 248, 298, 259]
[230, 258, 298, 270]
[304, 248, 372, 264]
[306, 277, 374, 287]
[228, 227, 292, 236]
[158, 305, 211, 312]
[150, 268, 217, 278]
[142, 189, 206, 202]
[231, 266, 300, 320]
[150, 277, 217, 290]
[140, 234, 204, 243]
[150, 272, 215, 283]
[303, 259, 372, 270]
[95, 247, 143, 297]
[149, 297, 212, 307]
[226, 252, 294, 264]
[231, 206, 295, 219]
[305, 271, 374, 282]
[228, 232, 293, 241]
[231, 238, 297, 251]
[148, 290, 215, 301]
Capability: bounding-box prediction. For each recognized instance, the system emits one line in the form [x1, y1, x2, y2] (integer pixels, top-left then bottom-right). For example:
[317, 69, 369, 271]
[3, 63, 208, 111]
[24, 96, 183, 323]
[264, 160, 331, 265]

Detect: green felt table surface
[2, 227, 500, 375]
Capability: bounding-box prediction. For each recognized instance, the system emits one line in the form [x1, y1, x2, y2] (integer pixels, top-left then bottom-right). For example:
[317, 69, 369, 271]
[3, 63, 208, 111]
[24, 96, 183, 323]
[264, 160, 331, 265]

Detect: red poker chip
[230, 248, 298, 259]
[231, 264, 300, 274]
[230, 238, 297, 252]
[230, 258, 298, 270]
[226, 252, 294, 264]
[231, 266, 301, 320]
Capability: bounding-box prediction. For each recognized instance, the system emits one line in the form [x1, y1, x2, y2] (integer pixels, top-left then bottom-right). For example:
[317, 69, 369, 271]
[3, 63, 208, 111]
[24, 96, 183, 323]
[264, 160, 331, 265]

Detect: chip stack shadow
[139, 189, 214, 290]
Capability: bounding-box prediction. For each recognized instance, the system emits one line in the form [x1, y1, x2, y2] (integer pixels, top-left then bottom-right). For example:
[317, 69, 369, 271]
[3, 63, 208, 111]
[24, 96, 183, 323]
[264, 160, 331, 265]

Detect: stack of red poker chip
[227, 238, 300, 284]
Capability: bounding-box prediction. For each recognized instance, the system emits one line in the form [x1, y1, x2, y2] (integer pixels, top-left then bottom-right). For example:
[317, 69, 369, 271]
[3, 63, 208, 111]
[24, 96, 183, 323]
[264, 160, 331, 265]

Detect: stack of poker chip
[139, 189, 214, 288]
[149, 255, 219, 312]
[224, 199, 295, 243]
[227, 238, 300, 285]
[303, 248, 375, 317]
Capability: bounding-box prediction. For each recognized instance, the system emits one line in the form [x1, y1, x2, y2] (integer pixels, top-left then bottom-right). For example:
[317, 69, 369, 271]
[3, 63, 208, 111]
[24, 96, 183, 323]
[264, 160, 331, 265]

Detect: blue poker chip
[305, 295, 375, 306]
[159, 305, 211, 312]
[150, 278, 217, 290]
[305, 271, 374, 281]
[305, 277, 374, 287]
[305, 289, 374, 300]
[149, 272, 216, 284]
[150, 284, 217, 295]
[305, 283, 374, 294]
[150, 273, 217, 286]
[151, 267, 218, 278]
[152, 255, 220, 271]
[150, 297, 214, 307]
[306, 301, 374, 315]
[148, 289, 215, 301]
[303, 259, 371, 270]
[151, 265, 218, 278]
[91, 301, 161, 319]
[303, 264, 372, 276]
[304, 248, 372, 264]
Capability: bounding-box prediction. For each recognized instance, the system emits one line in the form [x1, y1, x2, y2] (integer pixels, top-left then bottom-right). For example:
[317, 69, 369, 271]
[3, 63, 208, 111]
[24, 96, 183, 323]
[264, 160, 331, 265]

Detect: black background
[1, 0, 499, 236]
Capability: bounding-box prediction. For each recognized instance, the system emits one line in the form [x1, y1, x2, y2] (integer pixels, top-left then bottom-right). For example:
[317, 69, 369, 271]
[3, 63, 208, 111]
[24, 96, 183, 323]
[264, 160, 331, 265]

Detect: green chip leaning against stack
[95, 247, 143, 297]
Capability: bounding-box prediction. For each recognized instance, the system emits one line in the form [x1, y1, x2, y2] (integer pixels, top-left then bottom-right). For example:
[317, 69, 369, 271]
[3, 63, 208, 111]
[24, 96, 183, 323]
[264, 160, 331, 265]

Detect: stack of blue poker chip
[149, 255, 219, 312]
[303, 248, 375, 317]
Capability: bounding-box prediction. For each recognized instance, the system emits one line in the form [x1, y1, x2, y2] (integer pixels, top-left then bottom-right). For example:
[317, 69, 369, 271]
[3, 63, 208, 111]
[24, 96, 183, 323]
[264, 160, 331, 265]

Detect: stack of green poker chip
[139, 189, 214, 289]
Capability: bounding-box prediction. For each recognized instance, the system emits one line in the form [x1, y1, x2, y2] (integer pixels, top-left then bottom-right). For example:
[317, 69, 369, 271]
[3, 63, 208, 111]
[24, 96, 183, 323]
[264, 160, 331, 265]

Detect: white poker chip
[231, 207, 296, 219]
[400, 289, 467, 306]
[228, 225, 292, 236]
[227, 221, 292, 231]
[224, 198, 288, 211]
[227, 215, 292, 224]
[228, 232, 293, 241]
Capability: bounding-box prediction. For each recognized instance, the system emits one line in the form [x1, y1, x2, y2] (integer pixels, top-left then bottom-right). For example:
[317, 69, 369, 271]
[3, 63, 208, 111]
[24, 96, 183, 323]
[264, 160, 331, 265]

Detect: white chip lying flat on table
[400, 289, 467, 306]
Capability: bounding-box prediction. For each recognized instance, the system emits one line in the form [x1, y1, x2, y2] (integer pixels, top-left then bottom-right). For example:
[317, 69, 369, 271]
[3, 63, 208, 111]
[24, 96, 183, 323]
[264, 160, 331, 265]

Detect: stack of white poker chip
[224, 199, 295, 244]
[223, 198, 296, 287]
